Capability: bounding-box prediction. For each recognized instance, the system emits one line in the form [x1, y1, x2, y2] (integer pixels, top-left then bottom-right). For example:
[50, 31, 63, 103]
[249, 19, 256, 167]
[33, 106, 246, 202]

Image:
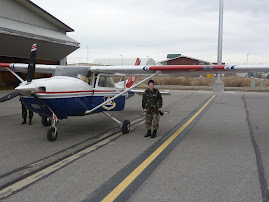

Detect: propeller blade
[0, 91, 20, 102]
[31, 92, 53, 117]
[27, 44, 37, 82]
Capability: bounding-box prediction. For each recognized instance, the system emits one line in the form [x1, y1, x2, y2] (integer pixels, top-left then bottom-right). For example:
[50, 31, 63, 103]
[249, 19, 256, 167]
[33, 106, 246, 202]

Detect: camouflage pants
[21, 101, 33, 119]
[145, 113, 160, 130]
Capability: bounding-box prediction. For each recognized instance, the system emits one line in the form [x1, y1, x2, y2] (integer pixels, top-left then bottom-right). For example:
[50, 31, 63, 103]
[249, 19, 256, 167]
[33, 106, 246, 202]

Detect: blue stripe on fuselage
[21, 95, 125, 119]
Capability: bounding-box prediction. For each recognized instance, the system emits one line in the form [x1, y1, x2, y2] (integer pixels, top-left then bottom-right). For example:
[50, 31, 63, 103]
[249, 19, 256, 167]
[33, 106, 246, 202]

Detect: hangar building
[0, 0, 79, 86]
[93, 58, 156, 66]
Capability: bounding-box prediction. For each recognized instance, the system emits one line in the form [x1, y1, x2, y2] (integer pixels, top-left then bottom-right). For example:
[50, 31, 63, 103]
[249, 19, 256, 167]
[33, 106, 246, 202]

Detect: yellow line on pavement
[102, 95, 216, 202]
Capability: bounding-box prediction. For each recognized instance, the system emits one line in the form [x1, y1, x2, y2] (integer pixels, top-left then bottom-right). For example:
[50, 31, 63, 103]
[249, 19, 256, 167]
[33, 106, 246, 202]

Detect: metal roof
[0, 18, 79, 60]
[16, 0, 74, 32]
[0, 18, 78, 45]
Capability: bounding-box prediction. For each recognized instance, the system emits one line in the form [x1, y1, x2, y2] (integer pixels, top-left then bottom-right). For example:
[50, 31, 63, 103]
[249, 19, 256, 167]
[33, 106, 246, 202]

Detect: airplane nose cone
[15, 82, 36, 94]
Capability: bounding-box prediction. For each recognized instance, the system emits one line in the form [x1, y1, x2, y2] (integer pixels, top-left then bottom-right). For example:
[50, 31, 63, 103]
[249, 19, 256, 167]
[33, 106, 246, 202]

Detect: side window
[97, 75, 115, 88]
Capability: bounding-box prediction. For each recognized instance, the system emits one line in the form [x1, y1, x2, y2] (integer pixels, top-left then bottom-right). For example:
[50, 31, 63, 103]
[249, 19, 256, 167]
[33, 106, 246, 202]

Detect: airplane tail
[126, 58, 140, 88]
[134, 57, 141, 65]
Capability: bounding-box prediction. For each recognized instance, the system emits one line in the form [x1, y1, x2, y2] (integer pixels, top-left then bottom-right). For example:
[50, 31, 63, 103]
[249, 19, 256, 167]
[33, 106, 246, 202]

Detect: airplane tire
[47, 127, 58, 141]
[42, 116, 51, 126]
[122, 120, 130, 134]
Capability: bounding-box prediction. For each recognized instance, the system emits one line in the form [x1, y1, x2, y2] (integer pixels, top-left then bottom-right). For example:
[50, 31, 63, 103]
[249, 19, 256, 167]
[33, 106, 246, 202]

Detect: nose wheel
[47, 127, 58, 141]
[47, 113, 58, 141]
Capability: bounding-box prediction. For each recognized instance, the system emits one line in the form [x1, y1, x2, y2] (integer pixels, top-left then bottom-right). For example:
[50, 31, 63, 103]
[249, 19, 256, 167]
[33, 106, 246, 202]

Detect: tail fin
[134, 58, 141, 65]
[126, 58, 140, 88]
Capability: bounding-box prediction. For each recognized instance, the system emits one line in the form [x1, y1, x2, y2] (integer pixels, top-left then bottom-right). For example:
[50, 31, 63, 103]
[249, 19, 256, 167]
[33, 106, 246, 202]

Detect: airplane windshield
[54, 66, 89, 78]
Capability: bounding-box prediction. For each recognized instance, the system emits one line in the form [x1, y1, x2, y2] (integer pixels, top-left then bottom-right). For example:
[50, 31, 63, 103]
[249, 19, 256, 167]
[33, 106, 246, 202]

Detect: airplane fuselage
[19, 76, 126, 119]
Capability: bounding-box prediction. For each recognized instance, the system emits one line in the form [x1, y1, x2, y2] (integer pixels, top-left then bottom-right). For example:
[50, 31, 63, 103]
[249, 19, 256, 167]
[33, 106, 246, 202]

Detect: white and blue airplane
[1, 44, 269, 141]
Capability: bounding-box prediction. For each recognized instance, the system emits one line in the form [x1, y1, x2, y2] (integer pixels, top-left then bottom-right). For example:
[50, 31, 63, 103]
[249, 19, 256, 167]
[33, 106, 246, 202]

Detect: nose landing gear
[47, 113, 58, 141]
[47, 127, 57, 141]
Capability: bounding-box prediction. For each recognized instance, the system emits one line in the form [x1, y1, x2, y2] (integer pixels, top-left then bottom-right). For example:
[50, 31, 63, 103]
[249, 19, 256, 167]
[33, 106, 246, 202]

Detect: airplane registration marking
[101, 95, 216, 202]
[0, 118, 144, 199]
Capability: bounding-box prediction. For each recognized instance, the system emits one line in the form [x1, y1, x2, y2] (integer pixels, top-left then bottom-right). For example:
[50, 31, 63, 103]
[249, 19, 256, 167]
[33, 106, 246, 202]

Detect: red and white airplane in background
[0, 44, 269, 141]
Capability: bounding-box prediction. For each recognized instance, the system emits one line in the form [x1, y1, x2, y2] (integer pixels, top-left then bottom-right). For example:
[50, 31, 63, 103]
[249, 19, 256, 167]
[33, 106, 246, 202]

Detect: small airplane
[0, 44, 269, 141]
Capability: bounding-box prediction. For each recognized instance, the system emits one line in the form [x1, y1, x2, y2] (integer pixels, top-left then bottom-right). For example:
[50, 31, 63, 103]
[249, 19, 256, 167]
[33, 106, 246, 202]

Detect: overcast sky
[31, 0, 269, 65]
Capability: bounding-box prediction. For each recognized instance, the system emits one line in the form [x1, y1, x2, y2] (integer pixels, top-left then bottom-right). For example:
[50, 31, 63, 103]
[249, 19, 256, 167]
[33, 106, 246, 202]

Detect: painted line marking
[0, 117, 145, 199]
[101, 95, 216, 202]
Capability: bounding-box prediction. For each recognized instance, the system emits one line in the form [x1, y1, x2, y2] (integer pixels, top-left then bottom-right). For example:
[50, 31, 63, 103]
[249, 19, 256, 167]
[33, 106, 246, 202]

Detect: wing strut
[7, 68, 24, 83]
[85, 72, 159, 115]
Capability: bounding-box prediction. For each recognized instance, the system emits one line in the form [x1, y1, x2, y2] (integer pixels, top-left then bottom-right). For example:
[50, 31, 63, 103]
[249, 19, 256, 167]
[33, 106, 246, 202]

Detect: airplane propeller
[31, 92, 53, 117]
[0, 44, 37, 103]
[27, 43, 36, 83]
[0, 91, 20, 102]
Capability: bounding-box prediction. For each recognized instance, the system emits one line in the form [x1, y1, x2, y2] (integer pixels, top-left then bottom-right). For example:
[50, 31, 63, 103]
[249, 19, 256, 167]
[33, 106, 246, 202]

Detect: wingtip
[0, 63, 11, 68]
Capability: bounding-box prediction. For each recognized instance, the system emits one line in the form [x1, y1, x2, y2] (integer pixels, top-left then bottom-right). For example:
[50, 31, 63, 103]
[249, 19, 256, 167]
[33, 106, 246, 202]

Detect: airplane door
[92, 74, 126, 112]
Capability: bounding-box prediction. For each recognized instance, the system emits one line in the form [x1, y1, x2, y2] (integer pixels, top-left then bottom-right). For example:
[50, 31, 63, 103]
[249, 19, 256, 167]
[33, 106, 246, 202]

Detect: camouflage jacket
[142, 88, 162, 114]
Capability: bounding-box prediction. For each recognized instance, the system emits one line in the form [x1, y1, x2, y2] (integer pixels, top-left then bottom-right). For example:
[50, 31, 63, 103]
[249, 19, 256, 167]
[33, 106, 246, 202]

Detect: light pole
[246, 53, 250, 64]
[120, 54, 123, 66]
[213, 0, 225, 92]
[217, 0, 224, 81]
[87, 45, 89, 63]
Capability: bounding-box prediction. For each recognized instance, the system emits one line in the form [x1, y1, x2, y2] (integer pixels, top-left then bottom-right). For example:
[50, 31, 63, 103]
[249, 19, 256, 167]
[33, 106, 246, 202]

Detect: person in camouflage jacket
[142, 80, 162, 138]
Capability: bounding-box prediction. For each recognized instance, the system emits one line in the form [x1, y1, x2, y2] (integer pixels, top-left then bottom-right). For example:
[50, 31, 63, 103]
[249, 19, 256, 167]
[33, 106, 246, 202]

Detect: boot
[144, 130, 151, 137]
[21, 118, 26, 124]
[151, 130, 157, 138]
[29, 118, 32, 125]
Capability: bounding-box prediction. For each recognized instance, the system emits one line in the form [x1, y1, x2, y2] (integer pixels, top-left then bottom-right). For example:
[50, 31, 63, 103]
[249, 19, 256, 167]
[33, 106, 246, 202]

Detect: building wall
[0, 0, 76, 86]
[0, 0, 60, 32]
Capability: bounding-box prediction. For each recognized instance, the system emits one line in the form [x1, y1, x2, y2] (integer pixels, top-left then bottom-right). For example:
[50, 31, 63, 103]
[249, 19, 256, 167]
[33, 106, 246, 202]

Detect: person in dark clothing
[20, 98, 33, 125]
[142, 80, 163, 138]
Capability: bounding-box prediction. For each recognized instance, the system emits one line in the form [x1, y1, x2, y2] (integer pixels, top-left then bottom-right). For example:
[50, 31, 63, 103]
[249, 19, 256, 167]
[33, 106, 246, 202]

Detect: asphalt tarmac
[0, 90, 269, 201]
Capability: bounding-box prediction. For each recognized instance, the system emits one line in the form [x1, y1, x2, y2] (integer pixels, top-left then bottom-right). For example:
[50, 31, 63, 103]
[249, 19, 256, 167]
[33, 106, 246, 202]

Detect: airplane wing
[85, 64, 269, 114]
[90, 64, 269, 75]
[1, 63, 268, 75]
[0, 63, 57, 74]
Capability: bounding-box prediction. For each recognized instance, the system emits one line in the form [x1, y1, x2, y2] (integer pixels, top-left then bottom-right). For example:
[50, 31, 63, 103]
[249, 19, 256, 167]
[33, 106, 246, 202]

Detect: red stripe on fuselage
[36, 91, 93, 94]
[35, 90, 123, 94]
[94, 90, 118, 92]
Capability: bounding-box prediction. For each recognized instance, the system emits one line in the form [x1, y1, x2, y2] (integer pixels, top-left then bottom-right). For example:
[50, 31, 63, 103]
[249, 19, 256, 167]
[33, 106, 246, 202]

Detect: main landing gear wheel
[41, 116, 51, 126]
[122, 120, 130, 134]
[47, 127, 58, 141]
